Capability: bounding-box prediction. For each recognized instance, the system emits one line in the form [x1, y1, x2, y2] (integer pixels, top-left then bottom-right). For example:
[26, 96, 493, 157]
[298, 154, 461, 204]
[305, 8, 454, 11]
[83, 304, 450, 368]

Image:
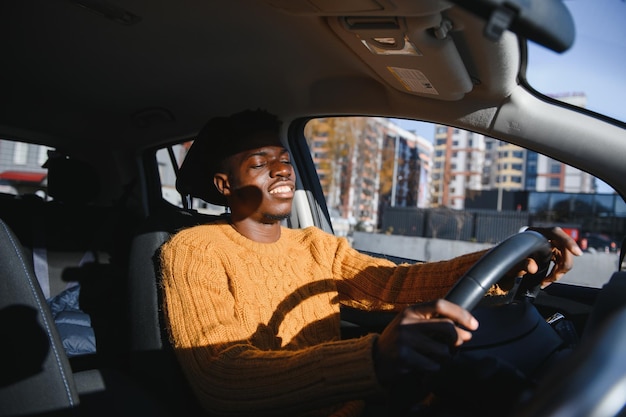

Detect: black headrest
[45, 153, 100, 204]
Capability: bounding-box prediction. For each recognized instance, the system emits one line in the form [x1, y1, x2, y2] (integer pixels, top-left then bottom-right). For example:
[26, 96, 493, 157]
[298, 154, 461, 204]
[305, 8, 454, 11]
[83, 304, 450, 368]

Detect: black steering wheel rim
[444, 230, 553, 311]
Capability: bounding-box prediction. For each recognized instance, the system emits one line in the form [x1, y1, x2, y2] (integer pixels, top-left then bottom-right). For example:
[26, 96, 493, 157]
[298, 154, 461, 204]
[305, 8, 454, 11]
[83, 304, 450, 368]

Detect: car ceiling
[4, 0, 626, 200]
[2, 0, 521, 151]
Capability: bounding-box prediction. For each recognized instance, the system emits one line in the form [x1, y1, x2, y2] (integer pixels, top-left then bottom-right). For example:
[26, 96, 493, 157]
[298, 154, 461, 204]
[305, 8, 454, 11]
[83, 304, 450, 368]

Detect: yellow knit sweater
[160, 221, 485, 417]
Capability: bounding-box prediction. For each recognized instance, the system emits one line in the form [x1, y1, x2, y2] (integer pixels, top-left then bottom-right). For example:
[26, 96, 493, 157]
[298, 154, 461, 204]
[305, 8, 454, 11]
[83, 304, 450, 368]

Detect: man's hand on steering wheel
[506, 227, 582, 290]
[527, 226, 582, 287]
[373, 299, 479, 390]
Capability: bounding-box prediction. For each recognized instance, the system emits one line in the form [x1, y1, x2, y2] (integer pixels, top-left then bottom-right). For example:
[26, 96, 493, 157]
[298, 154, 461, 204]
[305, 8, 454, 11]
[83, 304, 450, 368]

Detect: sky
[394, 0, 626, 139]
[526, 0, 626, 123]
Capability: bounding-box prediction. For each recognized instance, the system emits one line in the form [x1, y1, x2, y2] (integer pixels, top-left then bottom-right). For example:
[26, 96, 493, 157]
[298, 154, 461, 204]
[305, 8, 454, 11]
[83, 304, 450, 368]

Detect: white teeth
[270, 186, 292, 194]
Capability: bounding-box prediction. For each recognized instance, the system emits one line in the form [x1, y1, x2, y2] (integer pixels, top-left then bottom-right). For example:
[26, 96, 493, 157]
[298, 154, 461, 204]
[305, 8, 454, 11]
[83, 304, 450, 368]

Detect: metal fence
[380, 207, 530, 244]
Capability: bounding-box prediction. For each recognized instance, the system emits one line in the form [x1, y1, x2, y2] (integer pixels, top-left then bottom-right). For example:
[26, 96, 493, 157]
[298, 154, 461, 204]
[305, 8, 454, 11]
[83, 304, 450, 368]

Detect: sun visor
[328, 14, 474, 101]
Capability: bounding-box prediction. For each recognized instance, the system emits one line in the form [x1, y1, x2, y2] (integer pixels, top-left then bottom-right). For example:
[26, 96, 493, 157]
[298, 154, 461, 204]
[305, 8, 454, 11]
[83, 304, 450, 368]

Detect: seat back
[127, 206, 225, 416]
[0, 217, 172, 417]
[0, 152, 138, 365]
[38, 152, 109, 299]
[0, 218, 80, 416]
[0, 152, 116, 301]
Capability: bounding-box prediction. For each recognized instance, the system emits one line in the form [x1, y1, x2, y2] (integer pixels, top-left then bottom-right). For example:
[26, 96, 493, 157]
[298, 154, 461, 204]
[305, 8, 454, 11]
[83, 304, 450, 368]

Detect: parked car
[579, 233, 619, 253]
[1, 1, 625, 416]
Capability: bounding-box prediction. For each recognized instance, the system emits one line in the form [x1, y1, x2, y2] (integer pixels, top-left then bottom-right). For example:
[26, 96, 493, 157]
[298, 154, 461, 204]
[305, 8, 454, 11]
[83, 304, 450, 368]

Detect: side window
[303, 117, 623, 287]
[156, 144, 187, 208]
[156, 142, 227, 215]
[0, 138, 51, 198]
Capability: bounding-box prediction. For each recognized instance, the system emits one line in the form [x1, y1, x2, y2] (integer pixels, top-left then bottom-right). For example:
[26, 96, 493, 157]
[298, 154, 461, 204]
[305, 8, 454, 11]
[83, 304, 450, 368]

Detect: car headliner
[2, 0, 626, 197]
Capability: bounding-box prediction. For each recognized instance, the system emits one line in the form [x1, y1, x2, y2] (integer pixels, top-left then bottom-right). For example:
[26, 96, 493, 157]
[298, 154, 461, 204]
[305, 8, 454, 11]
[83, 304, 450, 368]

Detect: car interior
[2, 0, 626, 416]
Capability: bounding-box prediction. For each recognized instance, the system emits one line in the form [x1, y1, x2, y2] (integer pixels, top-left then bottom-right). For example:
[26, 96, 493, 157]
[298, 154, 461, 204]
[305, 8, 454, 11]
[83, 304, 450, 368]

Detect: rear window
[0, 138, 51, 199]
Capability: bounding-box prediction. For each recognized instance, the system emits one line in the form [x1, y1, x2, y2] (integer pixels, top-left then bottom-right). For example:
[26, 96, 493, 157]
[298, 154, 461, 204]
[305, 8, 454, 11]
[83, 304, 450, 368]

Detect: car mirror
[450, 0, 575, 53]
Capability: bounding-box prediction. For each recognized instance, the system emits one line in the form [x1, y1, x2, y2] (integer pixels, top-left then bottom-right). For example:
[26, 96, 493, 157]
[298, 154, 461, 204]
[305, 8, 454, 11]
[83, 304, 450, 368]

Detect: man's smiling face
[216, 132, 295, 223]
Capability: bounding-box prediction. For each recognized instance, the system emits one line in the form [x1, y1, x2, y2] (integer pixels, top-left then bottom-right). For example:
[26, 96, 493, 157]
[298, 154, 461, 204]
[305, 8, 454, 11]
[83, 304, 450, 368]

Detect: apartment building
[431, 93, 595, 209]
[305, 117, 432, 229]
[432, 126, 488, 209]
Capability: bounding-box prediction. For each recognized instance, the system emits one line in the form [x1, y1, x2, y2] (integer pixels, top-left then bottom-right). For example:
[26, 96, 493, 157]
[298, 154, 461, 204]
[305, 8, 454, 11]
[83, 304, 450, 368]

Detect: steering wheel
[438, 231, 626, 416]
[444, 230, 553, 311]
[424, 231, 557, 417]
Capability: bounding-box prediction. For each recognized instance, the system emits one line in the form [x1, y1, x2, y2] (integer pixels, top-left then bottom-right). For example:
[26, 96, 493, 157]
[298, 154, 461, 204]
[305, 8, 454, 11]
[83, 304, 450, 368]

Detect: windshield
[524, 0, 626, 124]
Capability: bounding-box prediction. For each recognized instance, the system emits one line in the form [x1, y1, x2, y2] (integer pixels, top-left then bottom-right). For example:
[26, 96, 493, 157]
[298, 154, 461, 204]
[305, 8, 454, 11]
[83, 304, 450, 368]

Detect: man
[160, 109, 581, 417]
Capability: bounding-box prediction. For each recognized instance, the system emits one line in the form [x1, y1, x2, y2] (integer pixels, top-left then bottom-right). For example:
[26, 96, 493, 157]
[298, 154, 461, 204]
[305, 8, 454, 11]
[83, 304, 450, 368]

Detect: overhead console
[327, 13, 474, 101]
[265, 0, 476, 101]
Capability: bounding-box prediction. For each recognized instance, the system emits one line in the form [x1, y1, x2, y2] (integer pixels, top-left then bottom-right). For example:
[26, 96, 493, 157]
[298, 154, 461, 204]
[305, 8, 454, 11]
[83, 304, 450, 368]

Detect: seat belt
[31, 207, 82, 298]
[617, 237, 626, 271]
[32, 214, 50, 299]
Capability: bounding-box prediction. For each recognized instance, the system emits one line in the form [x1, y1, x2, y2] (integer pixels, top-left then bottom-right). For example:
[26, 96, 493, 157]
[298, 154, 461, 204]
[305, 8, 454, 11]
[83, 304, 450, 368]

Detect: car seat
[0, 217, 80, 416]
[0, 152, 137, 367]
[0, 217, 171, 417]
[127, 203, 225, 417]
[126, 126, 240, 415]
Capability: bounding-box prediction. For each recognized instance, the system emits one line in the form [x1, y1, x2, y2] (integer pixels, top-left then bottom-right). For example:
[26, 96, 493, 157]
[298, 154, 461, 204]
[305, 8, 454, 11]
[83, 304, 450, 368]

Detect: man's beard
[262, 211, 291, 222]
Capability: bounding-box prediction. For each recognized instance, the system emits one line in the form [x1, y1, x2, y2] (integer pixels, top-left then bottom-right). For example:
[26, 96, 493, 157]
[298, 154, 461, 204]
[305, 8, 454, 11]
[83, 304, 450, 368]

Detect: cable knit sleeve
[323, 231, 488, 311]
